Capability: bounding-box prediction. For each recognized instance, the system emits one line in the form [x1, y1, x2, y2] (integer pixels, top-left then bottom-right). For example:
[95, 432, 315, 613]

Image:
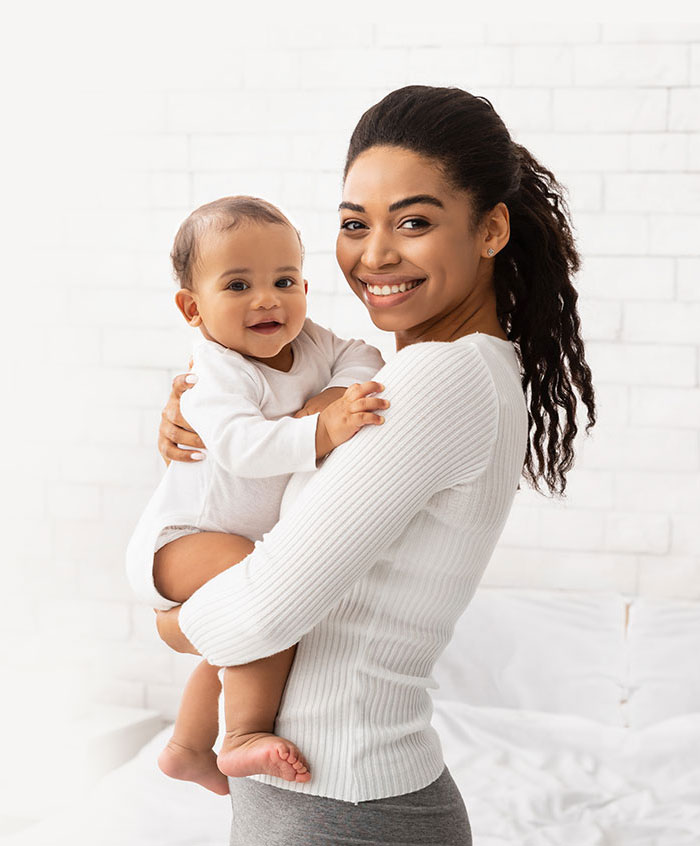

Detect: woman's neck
[394, 290, 507, 352]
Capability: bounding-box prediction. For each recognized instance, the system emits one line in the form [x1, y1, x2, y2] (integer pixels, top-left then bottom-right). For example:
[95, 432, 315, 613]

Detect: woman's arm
[154, 607, 199, 654]
[179, 340, 499, 667]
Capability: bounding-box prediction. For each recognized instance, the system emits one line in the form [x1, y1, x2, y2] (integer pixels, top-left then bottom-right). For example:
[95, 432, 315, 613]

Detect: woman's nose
[361, 231, 401, 269]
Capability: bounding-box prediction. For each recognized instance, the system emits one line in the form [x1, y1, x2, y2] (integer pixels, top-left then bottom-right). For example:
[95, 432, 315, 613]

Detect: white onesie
[125, 317, 385, 611]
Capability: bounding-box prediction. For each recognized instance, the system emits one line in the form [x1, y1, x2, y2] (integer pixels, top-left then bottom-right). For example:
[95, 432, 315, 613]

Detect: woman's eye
[400, 218, 429, 230]
[340, 220, 366, 232]
[276, 278, 294, 288]
[227, 281, 248, 291]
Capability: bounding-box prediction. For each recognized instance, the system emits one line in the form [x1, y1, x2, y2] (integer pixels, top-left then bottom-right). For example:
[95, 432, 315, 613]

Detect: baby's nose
[252, 290, 280, 308]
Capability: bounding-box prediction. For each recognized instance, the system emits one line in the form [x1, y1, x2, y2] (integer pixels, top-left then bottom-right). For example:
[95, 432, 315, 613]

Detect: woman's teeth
[365, 279, 424, 296]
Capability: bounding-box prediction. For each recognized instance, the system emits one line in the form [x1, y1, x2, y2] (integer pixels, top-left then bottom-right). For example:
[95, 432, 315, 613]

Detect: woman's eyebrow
[339, 194, 445, 214]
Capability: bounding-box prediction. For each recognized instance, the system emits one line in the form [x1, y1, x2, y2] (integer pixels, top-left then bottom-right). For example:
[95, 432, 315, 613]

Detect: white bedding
[6, 589, 698, 845]
[4, 700, 700, 846]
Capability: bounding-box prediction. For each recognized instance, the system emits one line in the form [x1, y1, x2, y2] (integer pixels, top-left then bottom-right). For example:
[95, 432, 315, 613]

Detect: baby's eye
[276, 278, 295, 288]
[340, 220, 366, 232]
[227, 281, 248, 291]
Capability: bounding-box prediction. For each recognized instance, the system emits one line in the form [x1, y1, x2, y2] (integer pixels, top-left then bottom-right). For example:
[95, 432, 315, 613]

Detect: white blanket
[5, 700, 700, 846]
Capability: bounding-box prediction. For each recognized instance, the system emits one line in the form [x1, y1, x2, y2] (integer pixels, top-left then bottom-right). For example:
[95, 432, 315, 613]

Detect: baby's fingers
[344, 380, 385, 400]
[353, 411, 386, 426]
[347, 396, 390, 414]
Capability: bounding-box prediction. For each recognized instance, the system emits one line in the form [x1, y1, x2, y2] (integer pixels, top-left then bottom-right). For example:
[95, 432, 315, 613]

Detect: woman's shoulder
[388, 333, 494, 379]
[377, 337, 499, 430]
[380, 335, 523, 441]
[392, 334, 516, 387]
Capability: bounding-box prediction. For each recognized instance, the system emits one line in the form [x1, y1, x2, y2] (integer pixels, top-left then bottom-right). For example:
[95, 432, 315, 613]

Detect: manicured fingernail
[185, 374, 198, 384]
[190, 452, 205, 460]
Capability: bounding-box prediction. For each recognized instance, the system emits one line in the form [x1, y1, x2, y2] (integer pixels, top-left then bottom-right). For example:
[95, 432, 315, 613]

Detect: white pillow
[431, 588, 628, 726]
[627, 597, 700, 728]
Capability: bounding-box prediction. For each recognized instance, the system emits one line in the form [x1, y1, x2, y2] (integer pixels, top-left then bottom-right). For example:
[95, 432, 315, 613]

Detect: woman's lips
[359, 278, 426, 308]
[249, 321, 282, 334]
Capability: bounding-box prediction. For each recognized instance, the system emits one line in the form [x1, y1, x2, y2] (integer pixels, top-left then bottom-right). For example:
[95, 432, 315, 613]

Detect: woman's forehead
[343, 146, 455, 206]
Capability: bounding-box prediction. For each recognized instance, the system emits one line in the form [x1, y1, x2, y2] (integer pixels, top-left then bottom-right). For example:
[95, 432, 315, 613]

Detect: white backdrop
[1, 15, 699, 728]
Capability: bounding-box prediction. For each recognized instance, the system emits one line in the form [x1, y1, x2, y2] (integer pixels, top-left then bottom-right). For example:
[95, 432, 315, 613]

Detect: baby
[126, 195, 387, 796]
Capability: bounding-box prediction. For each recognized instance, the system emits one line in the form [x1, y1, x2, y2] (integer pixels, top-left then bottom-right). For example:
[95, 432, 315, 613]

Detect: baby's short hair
[171, 196, 305, 290]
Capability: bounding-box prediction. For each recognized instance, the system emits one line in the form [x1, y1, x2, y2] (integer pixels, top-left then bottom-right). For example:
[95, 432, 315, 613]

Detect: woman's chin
[366, 310, 411, 333]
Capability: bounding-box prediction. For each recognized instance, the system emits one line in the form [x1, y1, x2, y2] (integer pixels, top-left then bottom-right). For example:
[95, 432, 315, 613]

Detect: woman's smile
[358, 275, 427, 308]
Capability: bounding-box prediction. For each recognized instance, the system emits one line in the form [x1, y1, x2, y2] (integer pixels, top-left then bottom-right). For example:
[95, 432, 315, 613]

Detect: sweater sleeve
[181, 342, 319, 478]
[179, 340, 499, 666]
[305, 319, 386, 389]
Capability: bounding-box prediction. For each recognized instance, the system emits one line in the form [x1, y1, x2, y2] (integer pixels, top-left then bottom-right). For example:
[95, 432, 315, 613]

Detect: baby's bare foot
[217, 731, 312, 783]
[158, 739, 230, 796]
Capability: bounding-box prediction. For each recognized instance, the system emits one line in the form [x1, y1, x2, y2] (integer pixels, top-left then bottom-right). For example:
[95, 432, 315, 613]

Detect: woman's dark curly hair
[343, 85, 596, 498]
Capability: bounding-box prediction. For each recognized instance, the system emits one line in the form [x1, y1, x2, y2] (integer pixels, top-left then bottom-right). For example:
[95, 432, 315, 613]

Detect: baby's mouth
[249, 321, 283, 333]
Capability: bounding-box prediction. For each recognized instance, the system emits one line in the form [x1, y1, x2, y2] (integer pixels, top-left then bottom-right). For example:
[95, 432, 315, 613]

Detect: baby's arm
[305, 320, 386, 389]
[184, 344, 387, 474]
[292, 386, 347, 419]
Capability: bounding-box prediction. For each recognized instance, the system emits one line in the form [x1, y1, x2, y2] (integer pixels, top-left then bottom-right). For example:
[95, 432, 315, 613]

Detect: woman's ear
[174, 289, 203, 326]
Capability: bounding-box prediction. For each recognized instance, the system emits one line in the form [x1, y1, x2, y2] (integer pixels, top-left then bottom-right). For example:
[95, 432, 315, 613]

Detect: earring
[487, 248, 495, 256]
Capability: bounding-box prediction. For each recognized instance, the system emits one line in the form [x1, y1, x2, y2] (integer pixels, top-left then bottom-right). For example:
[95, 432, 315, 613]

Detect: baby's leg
[157, 658, 229, 795]
[217, 645, 310, 782]
[155, 532, 254, 794]
[154, 532, 311, 785]
[153, 530, 257, 604]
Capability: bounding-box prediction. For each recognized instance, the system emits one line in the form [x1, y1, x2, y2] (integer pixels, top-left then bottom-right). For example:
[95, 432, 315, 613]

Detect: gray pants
[228, 765, 472, 845]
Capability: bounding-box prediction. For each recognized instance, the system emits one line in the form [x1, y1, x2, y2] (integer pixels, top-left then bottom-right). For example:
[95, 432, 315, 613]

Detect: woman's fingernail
[185, 374, 198, 384]
[190, 452, 205, 461]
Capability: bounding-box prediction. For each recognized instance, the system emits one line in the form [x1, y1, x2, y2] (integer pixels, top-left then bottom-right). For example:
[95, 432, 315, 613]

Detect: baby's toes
[275, 744, 291, 761]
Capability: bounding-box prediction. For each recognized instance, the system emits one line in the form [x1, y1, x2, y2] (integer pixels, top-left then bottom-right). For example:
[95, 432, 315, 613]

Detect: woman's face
[336, 145, 503, 343]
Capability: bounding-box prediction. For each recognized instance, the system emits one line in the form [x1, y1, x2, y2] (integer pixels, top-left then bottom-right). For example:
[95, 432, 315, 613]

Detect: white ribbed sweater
[180, 332, 529, 803]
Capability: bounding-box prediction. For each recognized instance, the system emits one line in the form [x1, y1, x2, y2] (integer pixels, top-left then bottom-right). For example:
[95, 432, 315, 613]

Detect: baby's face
[190, 221, 307, 363]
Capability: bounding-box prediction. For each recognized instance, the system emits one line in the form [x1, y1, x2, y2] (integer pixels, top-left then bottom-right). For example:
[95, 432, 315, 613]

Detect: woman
[155, 85, 596, 845]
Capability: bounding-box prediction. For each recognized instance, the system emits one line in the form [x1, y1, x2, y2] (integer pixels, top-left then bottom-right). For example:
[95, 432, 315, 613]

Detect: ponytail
[496, 145, 596, 496]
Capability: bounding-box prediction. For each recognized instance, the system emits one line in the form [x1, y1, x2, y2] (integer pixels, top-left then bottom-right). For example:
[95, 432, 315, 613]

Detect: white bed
[4, 588, 700, 845]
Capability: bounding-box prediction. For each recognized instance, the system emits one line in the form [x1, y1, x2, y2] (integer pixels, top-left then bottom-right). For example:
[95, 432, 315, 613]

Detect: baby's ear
[174, 289, 202, 326]
[303, 278, 309, 295]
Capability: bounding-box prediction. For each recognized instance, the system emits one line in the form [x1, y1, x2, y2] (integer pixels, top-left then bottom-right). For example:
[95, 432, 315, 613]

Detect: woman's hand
[158, 366, 206, 465]
[154, 606, 201, 655]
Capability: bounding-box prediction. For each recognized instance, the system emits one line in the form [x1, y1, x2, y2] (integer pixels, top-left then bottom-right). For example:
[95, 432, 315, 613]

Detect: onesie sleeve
[181, 341, 319, 478]
[179, 340, 500, 667]
[305, 319, 386, 389]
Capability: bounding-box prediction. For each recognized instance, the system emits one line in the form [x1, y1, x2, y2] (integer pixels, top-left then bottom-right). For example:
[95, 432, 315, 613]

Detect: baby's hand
[316, 381, 389, 459]
[293, 386, 347, 419]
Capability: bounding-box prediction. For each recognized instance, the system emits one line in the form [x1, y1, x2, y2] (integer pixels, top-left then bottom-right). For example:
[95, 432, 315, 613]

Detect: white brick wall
[3, 21, 699, 718]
